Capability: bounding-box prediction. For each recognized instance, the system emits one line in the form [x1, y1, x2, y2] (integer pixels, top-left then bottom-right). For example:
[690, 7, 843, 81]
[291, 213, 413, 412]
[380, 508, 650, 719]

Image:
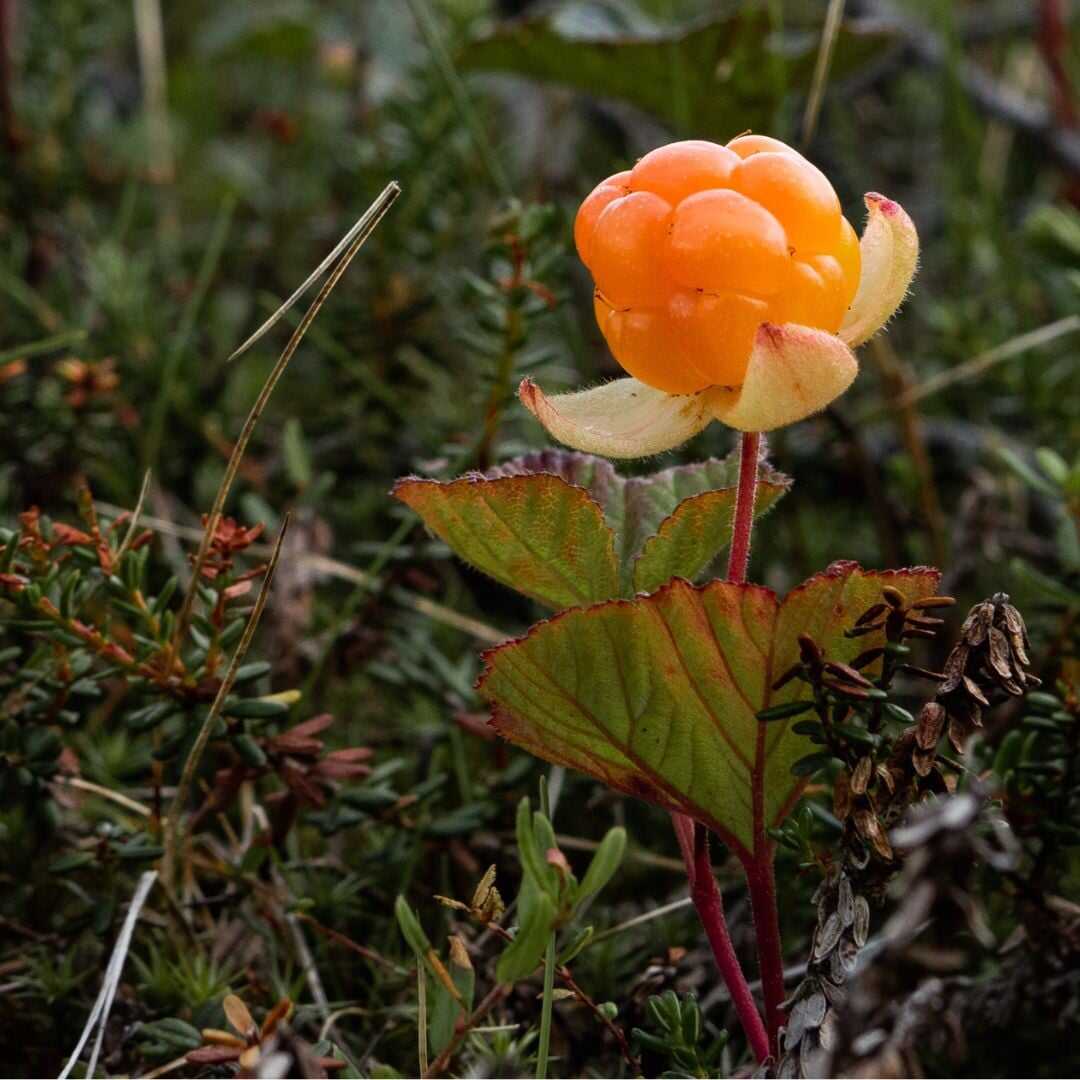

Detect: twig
[557, 966, 643, 1077]
[294, 911, 404, 976]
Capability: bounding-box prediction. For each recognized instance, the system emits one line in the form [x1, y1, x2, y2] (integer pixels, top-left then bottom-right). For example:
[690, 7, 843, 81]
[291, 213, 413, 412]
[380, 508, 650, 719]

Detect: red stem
[673, 812, 769, 1063]
[744, 848, 786, 1057]
[726, 431, 761, 585]
[729, 430, 787, 1055]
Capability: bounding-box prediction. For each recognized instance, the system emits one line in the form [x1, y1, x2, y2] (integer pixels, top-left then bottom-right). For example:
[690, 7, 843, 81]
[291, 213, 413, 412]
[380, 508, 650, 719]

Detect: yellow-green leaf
[480, 563, 940, 859]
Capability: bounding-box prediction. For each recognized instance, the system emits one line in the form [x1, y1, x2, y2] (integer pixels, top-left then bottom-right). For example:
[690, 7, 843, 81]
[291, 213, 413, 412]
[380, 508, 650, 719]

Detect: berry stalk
[727, 430, 761, 585]
[674, 814, 770, 1063]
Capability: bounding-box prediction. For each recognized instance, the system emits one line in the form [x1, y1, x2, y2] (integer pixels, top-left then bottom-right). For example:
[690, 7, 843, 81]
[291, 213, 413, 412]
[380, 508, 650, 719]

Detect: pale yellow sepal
[518, 376, 718, 458]
[711, 323, 859, 432]
[839, 193, 919, 348]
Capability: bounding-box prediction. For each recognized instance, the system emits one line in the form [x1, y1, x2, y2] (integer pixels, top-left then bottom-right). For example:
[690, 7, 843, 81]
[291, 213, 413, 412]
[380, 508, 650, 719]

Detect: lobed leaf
[480, 563, 940, 858]
[395, 449, 789, 608]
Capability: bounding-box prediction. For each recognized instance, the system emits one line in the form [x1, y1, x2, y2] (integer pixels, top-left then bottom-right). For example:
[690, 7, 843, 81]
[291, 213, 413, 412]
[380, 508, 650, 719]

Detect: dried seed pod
[881, 585, 906, 608]
[833, 769, 852, 821]
[910, 595, 956, 610]
[837, 937, 860, 973]
[786, 996, 809, 1046]
[852, 895, 870, 946]
[838, 874, 855, 927]
[947, 716, 967, 753]
[805, 990, 827, 1029]
[854, 808, 894, 859]
[912, 746, 936, 778]
[851, 755, 873, 795]
[800, 1030, 821, 1076]
[845, 620, 885, 638]
[961, 600, 994, 646]
[987, 626, 1014, 680]
[855, 602, 888, 626]
[962, 675, 990, 706]
[876, 763, 896, 795]
[824, 660, 874, 687]
[938, 645, 969, 694]
[916, 702, 946, 750]
[814, 912, 843, 958]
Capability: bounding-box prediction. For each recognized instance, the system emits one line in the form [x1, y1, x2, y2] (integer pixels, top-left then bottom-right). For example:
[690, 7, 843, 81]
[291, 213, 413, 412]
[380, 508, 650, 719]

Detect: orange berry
[767, 257, 848, 333]
[599, 302, 710, 395]
[589, 191, 673, 309]
[630, 140, 740, 206]
[665, 189, 791, 296]
[667, 290, 769, 387]
[574, 170, 631, 267]
[578, 135, 866, 395]
[726, 134, 799, 159]
[731, 152, 841, 255]
[834, 216, 862, 305]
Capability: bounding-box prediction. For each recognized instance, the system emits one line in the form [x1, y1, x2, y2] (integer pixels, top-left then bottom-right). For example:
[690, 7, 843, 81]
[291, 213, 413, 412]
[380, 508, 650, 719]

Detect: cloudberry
[576, 136, 861, 394]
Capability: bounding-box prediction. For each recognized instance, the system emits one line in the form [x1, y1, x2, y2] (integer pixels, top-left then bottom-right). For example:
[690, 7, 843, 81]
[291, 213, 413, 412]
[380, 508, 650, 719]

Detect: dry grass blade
[171, 182, 400, 653]
[227, 181, 401, 363]
[800, 0, 847, 150]
[417, 962, 429, 1078]
[897, 314, 1080, 404]
[116, 467, 152, 562]
[162, 514, 290, 892]
[59, 869, 158, 1079]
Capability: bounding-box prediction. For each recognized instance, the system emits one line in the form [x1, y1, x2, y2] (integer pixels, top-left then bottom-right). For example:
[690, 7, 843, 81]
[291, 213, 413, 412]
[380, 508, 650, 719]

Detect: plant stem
[681, 820, 769, 1064]
[727, 431, 761, 585]
[536, 931, 557, 1079]
[728, 429, 787, 1056]
[745, 848, 786, 1057]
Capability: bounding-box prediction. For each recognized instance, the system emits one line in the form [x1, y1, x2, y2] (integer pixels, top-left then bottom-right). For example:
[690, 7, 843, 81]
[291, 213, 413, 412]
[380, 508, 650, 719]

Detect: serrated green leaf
[394, 459, 620, 609]
[481, 564, 940, 858]
[629, 462, 788, 593]
[394, 449, 789, 608]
